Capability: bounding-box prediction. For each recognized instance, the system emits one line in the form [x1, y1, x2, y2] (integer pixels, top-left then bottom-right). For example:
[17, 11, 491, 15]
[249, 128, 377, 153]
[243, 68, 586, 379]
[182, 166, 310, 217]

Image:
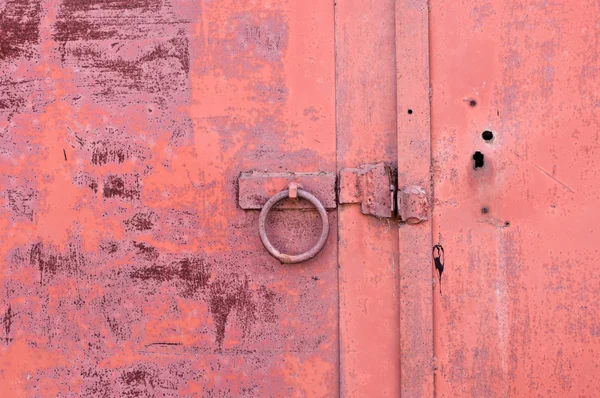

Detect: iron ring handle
[258, 185, 329, 264]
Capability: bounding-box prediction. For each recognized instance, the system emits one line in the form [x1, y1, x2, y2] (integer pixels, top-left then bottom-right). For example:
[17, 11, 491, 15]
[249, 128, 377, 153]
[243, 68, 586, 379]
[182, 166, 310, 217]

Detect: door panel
[0, 1, 337, 396]
[336, 1, 400, 396]
[395, 1, 434, 397]
[431, 1, 600, 396]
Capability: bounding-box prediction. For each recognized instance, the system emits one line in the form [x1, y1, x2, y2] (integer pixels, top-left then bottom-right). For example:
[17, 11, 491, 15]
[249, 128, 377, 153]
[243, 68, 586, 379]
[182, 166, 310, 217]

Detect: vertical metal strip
[395, 0, 434, 396]
[336, 0, 401, 396]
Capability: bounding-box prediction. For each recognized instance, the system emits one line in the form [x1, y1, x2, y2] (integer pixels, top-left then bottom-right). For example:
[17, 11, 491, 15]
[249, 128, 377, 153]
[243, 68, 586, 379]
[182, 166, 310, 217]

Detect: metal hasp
[338, 162, 394, 218]
[238, 173, 334, 264]
[241, 167, 428, 224]
[238, 171, 337, 210]
[397, 185, 429, 224]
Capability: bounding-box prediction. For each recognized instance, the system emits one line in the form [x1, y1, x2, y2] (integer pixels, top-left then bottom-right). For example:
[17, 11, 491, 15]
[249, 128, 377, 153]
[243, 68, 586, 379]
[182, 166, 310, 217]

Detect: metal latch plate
[338, 163, 393, 218]
[238, 172, 337, 210]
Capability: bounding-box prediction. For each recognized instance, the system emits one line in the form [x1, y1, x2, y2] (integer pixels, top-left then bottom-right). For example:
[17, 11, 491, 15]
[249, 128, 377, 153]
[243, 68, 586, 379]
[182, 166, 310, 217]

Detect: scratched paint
[431, 0, 600, 396]
[0, 0, 337, 396]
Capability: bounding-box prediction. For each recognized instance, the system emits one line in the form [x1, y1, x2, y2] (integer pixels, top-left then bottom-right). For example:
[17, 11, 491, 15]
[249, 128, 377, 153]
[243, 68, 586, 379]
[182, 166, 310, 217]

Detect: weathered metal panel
[396, 0, 435, 396]
[336, 0, 401, 396]
[0, 0, 338, 396]
[431, 0, 600, 397]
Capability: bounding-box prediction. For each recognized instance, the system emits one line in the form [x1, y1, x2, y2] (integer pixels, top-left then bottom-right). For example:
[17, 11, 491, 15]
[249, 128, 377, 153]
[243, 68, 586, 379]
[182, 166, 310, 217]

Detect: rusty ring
[258, 188, 329, 264]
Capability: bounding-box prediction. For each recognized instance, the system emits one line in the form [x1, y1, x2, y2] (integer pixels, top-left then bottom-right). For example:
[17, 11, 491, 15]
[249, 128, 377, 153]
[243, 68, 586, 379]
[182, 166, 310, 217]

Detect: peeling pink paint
[1, 0, 337, 396]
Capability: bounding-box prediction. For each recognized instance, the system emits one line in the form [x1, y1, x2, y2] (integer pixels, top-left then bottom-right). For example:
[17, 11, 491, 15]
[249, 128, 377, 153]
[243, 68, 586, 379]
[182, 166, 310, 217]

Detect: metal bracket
[338, 163, 394, 218]
[238, 166, 429, 223]
[238, 171, 336, 210]
[397, 185, 428, 224]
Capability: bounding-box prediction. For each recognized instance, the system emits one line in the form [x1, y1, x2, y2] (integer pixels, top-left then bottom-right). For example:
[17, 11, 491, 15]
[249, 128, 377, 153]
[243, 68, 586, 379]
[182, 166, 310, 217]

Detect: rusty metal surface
[431, 0, 600, 397]
[336, 0, 401, 396]
[0, 0, 338, 396]
[396, 0, 435, 396]
[338, 162, 394, 218]
[238, 171, 336, 210]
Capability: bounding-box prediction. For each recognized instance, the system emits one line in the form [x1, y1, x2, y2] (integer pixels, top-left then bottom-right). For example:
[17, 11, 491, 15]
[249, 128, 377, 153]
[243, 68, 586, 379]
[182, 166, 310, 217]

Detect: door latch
[238, 163, 429, 222]
[338, 163, 395, 218]
[339, 162, 429, 223]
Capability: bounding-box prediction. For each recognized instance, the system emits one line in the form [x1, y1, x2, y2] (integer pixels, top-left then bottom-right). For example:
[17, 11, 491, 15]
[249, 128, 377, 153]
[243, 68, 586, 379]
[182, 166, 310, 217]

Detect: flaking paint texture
[0, 0, 337, 396]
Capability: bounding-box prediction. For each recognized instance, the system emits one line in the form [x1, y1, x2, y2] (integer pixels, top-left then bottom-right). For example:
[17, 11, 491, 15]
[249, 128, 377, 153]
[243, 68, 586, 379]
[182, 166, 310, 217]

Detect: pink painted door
[0, 0, 402, 396]
[429, 1, 600, 397]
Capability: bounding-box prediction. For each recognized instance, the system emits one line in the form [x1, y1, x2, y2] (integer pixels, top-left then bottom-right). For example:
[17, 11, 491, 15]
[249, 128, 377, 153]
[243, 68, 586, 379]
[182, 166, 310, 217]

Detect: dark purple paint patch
[132, 241, 159, 261]
[80, 368, 112, 397]
[29, 242, 85, 285]
[112, 362, 193, 396]
[257, 285, 278, 323]
[5, 238, 284, 394]
[121, 368, 155, 389]
[52, 0, 192, 111]
[6, 188, 37, 221]
[91, 140, 149, 166]
[61, 0, 164, 13]
[53, 0, 184, 43]
[130, 256, 210, 298]
[209, 277, 257, 350]
[2, 305, 13, 345]
[99, 240, 120, 254]
[57, 35, 190, 104]
[73, 172, 99, 193]
[103, 174, 141, 201]
[0, 0, 42, 60]
[124, 210, 158, 232]
[0, 90, 25, 115]
[79, 35, 190, 84]
[127, 253, 280, 348]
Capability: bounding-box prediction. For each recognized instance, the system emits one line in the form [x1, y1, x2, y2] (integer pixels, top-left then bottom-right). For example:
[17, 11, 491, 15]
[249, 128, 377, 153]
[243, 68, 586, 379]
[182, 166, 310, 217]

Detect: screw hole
[469, 99, 477, 107]
[407, 109, 413, 114]
[473, 151, 484, 168]
[504, 221, 510, 227]
[482, 130, 494, 141]
[481, 207, 489, 214]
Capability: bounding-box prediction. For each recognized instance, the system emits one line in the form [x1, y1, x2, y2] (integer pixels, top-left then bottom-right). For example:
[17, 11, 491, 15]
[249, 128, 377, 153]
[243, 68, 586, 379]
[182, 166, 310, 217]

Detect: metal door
[0, 0, 401, 396]
[428, 1, 600, 397]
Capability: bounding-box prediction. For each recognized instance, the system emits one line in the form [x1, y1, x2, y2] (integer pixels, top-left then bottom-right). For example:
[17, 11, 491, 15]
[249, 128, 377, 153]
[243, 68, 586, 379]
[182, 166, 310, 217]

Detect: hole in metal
[407, 109, 413, 114]
[473, 151, 484, 168]
[482, 130, 494, 141]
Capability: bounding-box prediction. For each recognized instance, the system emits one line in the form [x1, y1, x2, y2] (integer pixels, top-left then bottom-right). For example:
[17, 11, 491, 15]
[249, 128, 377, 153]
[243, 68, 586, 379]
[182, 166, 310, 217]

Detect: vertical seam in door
[333, 0, 342, 396]
[392, 0, 400, 395]
[427, 1, 436, 397]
